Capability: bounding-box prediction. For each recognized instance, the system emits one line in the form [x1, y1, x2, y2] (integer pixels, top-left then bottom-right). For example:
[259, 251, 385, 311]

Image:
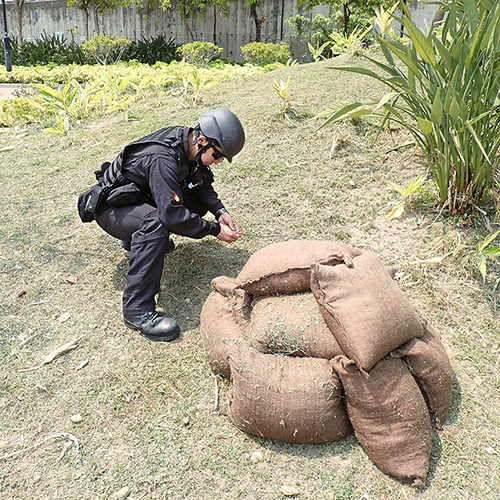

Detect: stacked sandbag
[200, 276, 251, 379]
[331, 355, 431, 489]
[310, 250, 425, 372]
[236, 239, 362, 295]
[392, 321, 453, 428]
[227, 339, 352, 444]
[248, 293, 343, 359]
[200, 241, 454, 488]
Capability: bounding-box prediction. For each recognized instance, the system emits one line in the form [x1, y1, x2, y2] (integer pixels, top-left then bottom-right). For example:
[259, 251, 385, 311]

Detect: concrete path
[0, 84, 23, 100]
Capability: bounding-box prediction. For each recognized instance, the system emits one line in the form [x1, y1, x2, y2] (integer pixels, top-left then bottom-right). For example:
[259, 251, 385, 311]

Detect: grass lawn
[0, 54, 499, 499]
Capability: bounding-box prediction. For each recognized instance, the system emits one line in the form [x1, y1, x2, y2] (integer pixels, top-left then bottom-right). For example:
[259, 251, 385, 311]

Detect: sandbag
[200, 280, 251, 378]
[236, 240, 361, 296]
[228, 340, 353, 444]
[392, 322, 453, 428]
[331, 355, 431, 489]
[248, 293, 343, 359]
[311, 251, 424, 371]
[211, 275, 252, 324]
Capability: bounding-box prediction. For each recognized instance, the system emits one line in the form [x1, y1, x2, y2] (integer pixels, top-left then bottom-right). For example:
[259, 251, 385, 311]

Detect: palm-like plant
[318, 0, 500, 214]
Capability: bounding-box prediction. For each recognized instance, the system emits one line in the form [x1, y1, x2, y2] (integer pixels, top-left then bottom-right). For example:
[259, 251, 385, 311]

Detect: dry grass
[0, 54, 499, 499]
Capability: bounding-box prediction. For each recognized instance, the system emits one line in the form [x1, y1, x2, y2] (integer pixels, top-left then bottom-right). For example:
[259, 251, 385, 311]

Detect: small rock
[280, 485, 300, 496]
[110, 486, 130, 500]
[250, 451, 263, 462]
[182, 416, 190, 426]
[70, 414, 83, 423]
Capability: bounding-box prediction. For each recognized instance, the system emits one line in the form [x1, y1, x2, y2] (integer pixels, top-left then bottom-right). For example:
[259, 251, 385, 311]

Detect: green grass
[0, 53, 499, 499]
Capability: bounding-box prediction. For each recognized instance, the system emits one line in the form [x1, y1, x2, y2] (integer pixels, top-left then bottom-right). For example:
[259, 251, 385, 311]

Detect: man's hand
[216, 212, 239, 243]
[218, 212, 239, 233]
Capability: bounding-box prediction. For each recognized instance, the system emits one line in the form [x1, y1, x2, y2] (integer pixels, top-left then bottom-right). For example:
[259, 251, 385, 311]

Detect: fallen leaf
[66, 275, 78, 284]
[484, 446, 497, 455]
[19, 335, 85, 372]
[280, 485, 300, 496]
[58, 312, 71, 323]
[75, 359, 89, 371]
[98, 463, 110, 474]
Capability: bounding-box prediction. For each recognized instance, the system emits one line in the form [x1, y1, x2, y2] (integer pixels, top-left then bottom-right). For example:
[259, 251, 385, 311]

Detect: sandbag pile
[200, 240, 453, 488]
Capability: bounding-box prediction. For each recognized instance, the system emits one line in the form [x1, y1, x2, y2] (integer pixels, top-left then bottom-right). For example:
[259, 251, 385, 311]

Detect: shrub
[82, 36, 132, 65]
[1, 34, 87, 66]
[123, 35, 182, 65]
[319, 0, 500, 214]
[179, 42, 223, 66]
[240, 42, 291, 65]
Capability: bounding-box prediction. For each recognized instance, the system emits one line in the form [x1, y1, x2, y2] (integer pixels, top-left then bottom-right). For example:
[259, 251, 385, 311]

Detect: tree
[243, 0, 266, 42]
[13, 0, 26, 47]
[297, 0, 397, 36]
[156, 0, 231, 43]
[66, 0, 124, 38]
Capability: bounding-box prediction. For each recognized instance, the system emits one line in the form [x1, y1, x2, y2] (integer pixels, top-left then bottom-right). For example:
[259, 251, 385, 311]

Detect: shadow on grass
[252, 433, 359, 460]
[111, 238, 250, 331]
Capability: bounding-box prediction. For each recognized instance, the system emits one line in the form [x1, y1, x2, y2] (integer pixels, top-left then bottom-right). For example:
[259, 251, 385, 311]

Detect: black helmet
[198, 108, 245, 162]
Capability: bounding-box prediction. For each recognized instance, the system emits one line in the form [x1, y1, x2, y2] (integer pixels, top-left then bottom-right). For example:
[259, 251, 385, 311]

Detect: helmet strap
[194, 142, 213, 165]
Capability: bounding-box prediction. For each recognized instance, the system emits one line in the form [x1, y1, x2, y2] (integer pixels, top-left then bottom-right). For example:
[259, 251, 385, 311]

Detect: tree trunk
[343, 4, 351, 37]
[13, 0, 25, 48]
[180, 7, 195, 42]
[250, 6, 265, 43]
[213, 5, 217, 45]
[85, 10, 90, 41]
[93, 6, 100, 35]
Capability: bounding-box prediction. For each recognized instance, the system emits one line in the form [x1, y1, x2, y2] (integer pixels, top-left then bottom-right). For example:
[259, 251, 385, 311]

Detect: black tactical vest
[96, 126, 194, 192]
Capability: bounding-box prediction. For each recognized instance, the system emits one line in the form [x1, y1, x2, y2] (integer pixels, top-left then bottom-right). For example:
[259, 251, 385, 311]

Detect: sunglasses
[210, 143, 225, 161]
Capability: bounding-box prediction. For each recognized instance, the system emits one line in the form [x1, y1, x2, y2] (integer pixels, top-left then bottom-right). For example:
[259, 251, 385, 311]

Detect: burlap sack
[392, 322, 453, 428]
[236, 240, 361, 296]
[248, 293, 343, 359]
[331, 355, 431, 489]
[211, 275, 252, 324]
[311, 251, 424, 371]
[200, 286, 249, 379]
[228, 341, 352, 444]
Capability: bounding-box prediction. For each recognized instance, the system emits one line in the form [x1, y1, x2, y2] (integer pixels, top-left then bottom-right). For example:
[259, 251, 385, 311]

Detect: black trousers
[95, 197, 207, 316]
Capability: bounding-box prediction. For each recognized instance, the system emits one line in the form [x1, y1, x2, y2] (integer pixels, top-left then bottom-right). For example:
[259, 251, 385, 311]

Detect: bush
[82, 36, 132, 65]
[0, 34, 87, 67]
[320, 0, 500, 213]
[123, 35, 182, 65]
[240, 42, 291, 65]
[179, 42, 223, 66]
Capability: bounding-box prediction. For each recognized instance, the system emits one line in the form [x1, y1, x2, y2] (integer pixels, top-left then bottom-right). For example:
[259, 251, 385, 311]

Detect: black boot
[124, 311, 180, 342]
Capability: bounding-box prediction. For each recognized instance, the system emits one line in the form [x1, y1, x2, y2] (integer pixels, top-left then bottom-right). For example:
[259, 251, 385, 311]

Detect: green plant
[0, 102, 15, 127]
[374, 3, 399, 39]
[16, 33, 86, 66]
[329, 26, 372, 55]
[274, 76, 293, 116]
[44, 113, 71, 136]
[178, 42, 223, 66]
[475, 230, 500, 282]
[386, 175, 426, 220]
[241, 42, 291, 65]
[33, 80, 84, 120]
[82, 36, 132, 65]
[123, 35, 182, 65]
[308, 42, 330, 62]
[318, 0, 500, 214]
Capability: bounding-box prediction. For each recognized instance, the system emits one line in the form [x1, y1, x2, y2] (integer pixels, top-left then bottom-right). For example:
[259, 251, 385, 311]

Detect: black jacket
[103, 126, 223, 239]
